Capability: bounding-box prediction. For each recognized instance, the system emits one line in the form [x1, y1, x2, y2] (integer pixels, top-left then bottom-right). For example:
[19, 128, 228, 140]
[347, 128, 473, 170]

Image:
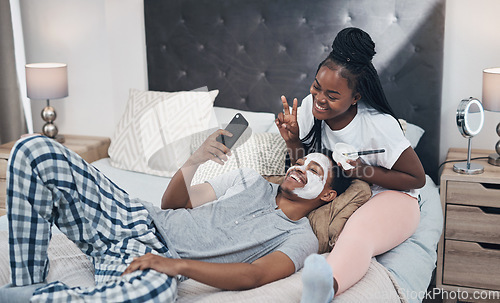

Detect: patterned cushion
[190, 132, 287, 185]
[109, 88, 218, 177]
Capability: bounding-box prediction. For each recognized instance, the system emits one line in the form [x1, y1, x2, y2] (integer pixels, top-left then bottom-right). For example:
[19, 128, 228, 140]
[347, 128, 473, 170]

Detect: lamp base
[453, 162, 484, 175]
[488, 153, 500, 166]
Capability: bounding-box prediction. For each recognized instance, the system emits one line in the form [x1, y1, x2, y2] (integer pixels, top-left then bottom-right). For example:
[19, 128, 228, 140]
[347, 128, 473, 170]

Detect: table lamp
[482, 67, 500, 166]
[25, 63, 68, 143]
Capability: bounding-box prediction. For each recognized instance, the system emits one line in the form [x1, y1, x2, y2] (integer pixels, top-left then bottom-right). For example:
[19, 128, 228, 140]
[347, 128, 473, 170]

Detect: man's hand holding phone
[165, 114, 248, 210]
[188, 129, 233, 166]
[187, 113, 249, 166]
[216, 113, 249, 149]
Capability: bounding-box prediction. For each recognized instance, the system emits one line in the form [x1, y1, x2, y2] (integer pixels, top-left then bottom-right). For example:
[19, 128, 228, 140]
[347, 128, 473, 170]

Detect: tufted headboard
[144, 0, 445, 182]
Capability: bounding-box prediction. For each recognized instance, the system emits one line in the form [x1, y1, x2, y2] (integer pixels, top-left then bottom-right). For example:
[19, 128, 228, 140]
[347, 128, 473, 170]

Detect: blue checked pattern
[6, 136, 177, 302]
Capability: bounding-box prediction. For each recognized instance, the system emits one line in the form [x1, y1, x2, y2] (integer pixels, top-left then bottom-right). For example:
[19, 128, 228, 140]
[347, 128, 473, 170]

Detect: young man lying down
[0, 130, 350, 303]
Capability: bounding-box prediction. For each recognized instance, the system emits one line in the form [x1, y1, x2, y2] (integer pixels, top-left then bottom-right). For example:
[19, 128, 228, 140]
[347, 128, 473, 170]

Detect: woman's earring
[352, 102, 357, 106]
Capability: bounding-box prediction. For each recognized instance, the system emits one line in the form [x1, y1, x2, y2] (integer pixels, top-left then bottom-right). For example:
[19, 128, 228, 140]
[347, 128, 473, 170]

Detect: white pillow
[399, 119, 425, 148]
[190, 133, 286, 185]
[109, 88, 218, 177]
[213, 107, 276, 133]
[405, 122, 425, 149]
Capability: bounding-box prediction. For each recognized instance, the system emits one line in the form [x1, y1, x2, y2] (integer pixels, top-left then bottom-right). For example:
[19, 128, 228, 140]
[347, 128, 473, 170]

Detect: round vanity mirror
[454, 97, 485, 174]
[456, 97, 484, 137]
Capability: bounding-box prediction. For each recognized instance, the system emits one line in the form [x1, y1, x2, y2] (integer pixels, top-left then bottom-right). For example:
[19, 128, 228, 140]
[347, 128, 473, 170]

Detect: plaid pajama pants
[6, 136, 178, 302]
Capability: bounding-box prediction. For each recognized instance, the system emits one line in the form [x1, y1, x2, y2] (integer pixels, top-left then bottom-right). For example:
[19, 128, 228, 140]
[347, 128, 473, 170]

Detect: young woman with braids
[275, 27, 426, 302]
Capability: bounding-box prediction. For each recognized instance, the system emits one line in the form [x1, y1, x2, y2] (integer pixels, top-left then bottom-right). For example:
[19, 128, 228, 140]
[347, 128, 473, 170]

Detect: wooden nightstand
[0, 135, 111, 217]
[436, 148, 500, 300]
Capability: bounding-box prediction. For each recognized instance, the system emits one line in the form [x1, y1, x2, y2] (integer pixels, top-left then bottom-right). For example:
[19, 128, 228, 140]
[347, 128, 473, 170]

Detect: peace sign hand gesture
[275, 96, 300, 143]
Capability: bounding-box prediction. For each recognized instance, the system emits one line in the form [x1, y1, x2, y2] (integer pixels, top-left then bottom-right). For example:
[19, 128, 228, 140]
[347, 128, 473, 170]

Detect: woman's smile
[313, 100, 329, 113]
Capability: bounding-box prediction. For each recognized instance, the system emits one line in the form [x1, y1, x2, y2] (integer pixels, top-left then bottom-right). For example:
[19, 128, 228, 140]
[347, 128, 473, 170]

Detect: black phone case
[216, 113, 249, 149]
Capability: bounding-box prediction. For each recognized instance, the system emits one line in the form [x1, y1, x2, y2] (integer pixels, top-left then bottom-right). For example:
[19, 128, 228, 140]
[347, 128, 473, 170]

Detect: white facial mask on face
[287, 153, 331, 199]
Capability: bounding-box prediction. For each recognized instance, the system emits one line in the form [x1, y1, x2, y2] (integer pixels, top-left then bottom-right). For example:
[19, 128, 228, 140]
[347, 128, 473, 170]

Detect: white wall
[19, 0, 500, 164]
[20, 0, 147, 138]
[440, 0, 500, 162]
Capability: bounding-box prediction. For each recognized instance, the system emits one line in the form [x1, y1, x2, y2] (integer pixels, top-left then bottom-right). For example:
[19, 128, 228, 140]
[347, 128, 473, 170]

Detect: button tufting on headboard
[144, 0, 445, 182]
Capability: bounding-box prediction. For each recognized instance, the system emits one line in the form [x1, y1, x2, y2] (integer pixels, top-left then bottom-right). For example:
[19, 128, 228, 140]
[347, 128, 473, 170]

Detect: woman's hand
[122, 253, 182, 277]
[338, 158, 369, 179]
[275, 96, 300, 143]
[188, 129, 232, 166]
[338, 147, 426, 190]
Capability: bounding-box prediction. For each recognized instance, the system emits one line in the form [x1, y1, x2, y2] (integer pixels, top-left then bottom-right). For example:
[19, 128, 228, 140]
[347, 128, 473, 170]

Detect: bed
[0, 0, 445, 302]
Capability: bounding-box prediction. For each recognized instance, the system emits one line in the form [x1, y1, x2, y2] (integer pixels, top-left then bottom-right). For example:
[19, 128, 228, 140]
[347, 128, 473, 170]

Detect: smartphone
[216, 113, 249, 149]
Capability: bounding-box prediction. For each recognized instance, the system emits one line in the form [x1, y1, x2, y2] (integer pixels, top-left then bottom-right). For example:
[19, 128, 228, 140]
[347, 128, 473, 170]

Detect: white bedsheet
[93, 158, 172, 207]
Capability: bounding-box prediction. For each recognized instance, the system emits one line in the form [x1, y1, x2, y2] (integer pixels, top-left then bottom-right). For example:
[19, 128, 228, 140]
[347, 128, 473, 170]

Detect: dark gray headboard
[144, 0, 445, 182]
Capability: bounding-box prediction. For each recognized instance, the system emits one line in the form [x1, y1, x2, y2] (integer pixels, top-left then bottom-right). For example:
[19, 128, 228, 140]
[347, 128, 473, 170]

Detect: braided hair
[301, 27, 401, 155]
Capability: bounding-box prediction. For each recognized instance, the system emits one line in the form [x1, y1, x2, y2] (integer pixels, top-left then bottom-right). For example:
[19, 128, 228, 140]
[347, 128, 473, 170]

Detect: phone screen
[216, 113, 249, 149]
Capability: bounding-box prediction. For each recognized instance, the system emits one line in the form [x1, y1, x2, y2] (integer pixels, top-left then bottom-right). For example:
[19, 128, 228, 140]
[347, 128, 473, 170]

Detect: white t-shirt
[297, 94, 419, 198]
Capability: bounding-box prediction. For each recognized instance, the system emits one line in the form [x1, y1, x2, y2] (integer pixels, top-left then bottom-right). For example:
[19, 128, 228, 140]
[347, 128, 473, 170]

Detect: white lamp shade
[482, 68, 500, 112]
[26, 63, 68, 99]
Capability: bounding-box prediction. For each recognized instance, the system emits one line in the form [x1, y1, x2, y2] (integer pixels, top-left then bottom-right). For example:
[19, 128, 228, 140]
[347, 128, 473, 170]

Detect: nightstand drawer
[446, 204, 500, 244]
[443, 240, 500, 291]
[446, 181, 500, 208]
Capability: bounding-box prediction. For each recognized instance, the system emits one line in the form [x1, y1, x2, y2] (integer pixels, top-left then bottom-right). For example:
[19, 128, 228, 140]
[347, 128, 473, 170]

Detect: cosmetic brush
[342, 149, 385, 157]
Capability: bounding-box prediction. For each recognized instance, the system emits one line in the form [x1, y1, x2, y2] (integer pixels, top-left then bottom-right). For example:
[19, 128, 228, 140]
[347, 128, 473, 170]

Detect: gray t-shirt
[140, 168, 318, 272]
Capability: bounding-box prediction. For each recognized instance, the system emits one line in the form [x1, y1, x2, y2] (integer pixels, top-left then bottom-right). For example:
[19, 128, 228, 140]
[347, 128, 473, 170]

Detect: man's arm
[122, 251, 296, 290]
[160, 166, 216, 209]
[161, 129, 232, 209]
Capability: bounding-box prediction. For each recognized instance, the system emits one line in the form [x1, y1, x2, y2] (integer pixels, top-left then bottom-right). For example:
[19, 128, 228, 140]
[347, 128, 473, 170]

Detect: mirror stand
[453, 97, 485, 175]
[453, 136, 484, 174]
